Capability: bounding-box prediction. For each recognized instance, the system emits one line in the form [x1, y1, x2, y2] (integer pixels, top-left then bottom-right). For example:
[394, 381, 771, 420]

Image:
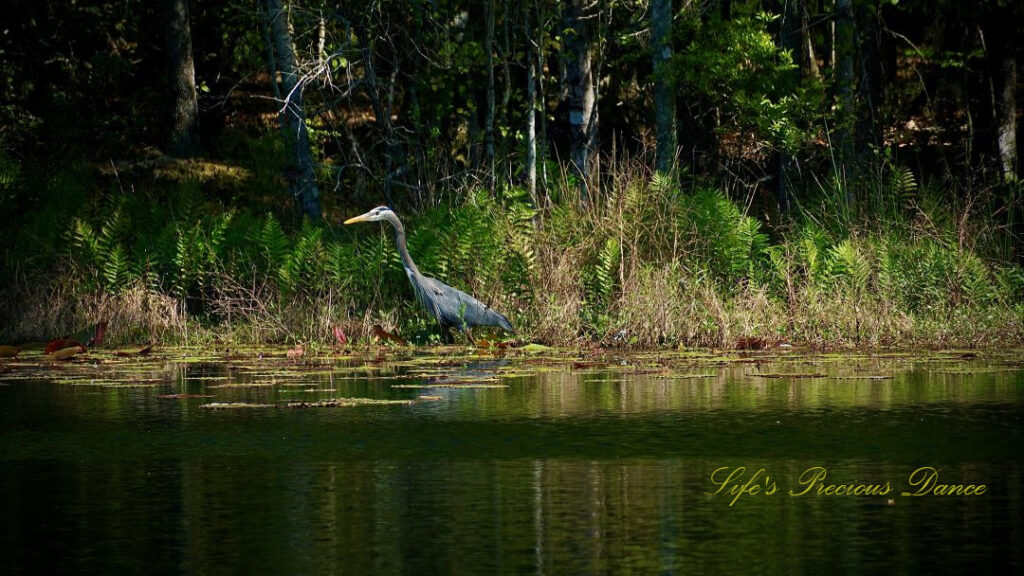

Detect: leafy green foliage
[827, 239, 871, 293]
[680, 189, 769, 287]
[671, 12, 813, 154]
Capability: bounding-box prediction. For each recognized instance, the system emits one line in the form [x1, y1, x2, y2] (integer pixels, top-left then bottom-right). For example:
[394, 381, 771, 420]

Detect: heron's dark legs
[440, 324, 455, 344]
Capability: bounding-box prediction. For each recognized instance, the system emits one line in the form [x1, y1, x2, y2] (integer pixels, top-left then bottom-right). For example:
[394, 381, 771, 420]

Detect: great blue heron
[344, 206, 514, 340]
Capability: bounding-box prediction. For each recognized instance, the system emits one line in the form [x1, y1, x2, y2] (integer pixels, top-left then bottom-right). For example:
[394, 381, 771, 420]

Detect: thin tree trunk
[485, 0, 496, 185]
[995, 55, 1017, 182]
[536, 0, 549, 194]
[164, 0, 200, 157]
[260, 3, 282, 103]
[317, 3, 327, 66]
[264, 0, 321, 219]
[777, 0, 802, 215]
[358, 28, 400, 205]
[651, 0, 676, 174]
[823, 0, 833, 69]
[854, 0, 882, 167]
[565, 0, 597, 202]
[984, 7, 1018, 182]
[803, 2, 820, 81]
[834, 0, 856, 195]
[523, 1, 537, 202]
[502, 0, 512, 117]
[780, 0, 803, 75]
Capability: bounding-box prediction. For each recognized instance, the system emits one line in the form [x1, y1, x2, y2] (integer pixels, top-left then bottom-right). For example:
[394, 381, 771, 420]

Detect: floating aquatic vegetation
[391, 384, 509, 389]
[750, 373, 827, 379]
[282, 398, 412, 408]
[158, 394, 215, 399]
[199, 402, 274, 409]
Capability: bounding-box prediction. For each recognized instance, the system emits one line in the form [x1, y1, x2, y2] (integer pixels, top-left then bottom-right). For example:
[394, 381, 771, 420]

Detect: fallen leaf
[332, 326, 348, 346]
[372, 324, 408, 346]
[45, 339, 85, 355]
[736, 337, 774, 350]
[48, 345, 87, 361]
[0, 345, 22, 358]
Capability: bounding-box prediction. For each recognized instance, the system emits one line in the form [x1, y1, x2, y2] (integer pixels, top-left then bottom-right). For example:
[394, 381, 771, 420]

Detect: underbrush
[2, 163, 1022, 348]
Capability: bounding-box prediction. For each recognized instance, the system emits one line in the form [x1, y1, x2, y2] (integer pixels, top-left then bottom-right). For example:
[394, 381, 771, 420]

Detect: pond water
[1, 347, 1022, 574]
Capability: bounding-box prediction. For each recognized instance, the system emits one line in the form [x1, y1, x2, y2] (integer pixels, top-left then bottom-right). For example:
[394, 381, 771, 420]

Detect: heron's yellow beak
[344, 213, 371, 225]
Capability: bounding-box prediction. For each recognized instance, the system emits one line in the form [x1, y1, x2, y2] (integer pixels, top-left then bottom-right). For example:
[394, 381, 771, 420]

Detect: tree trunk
[995, 55, 1018, 182]
[485, 0, 497, 184]
[536, 0, 549, 194]
[802, 1, 820, 81]
[565, 0, 598, 202]
[651, 0, 676, 174]
[985, 6, 1018, 182]
[854, 0, 882, 167]
[317, 3, 327, 67]
[834, 0, 856, 194]
[164, 0, 200, 157]
[774, 0, 803, 215]
[357, 26, 403, 206]
[780, 0, 802, 78]
[523, 1, 538, 202]
[264, 0, 321, 219]
[502, 0, 513, 120]
[822, 0, 832, 69]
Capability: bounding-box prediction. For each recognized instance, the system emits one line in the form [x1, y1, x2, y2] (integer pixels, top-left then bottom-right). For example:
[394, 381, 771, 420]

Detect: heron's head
[344, 206, 394, 225]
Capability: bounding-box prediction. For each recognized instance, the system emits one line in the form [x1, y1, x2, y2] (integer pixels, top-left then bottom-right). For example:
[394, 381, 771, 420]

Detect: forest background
[0, 0, 1021, 348]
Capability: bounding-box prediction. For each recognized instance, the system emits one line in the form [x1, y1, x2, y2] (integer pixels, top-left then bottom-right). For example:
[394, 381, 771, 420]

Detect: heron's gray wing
[421, 276, 513, 332]
[409, 272, 445, 323]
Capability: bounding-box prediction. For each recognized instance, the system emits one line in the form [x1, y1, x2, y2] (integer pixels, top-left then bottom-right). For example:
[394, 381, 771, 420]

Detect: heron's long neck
[387, 215, 421, 276]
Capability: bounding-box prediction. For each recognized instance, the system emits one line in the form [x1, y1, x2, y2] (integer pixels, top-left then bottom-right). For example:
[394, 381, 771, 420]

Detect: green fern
[682, 188, 767, 286]
[591, 236, 620, 306]
[326, 240, 357, 289]
[0, 152, 19, 190]
[956, 251, 994, 306]
[102, 244, 128, 289]
[827, 239, 871, 293]
[650, 171, 675, 196]
[797, 226, 829, 283]
[246, 214, 290, 275]
[172, 227, 196, 297]
[279, 222, 327, 294]
[70, 218, 100, 265]
[891, 165, 917, 208]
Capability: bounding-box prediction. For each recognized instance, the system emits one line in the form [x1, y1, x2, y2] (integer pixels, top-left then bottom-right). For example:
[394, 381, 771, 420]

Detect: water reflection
[0, 351, 1022, 574]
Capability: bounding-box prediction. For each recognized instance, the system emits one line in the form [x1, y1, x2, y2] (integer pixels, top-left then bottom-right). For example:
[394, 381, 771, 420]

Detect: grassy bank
[2, 153, 1022, 349]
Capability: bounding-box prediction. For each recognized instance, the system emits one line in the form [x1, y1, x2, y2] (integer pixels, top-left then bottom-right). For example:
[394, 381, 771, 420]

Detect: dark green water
[1, 351, 1022, 574]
